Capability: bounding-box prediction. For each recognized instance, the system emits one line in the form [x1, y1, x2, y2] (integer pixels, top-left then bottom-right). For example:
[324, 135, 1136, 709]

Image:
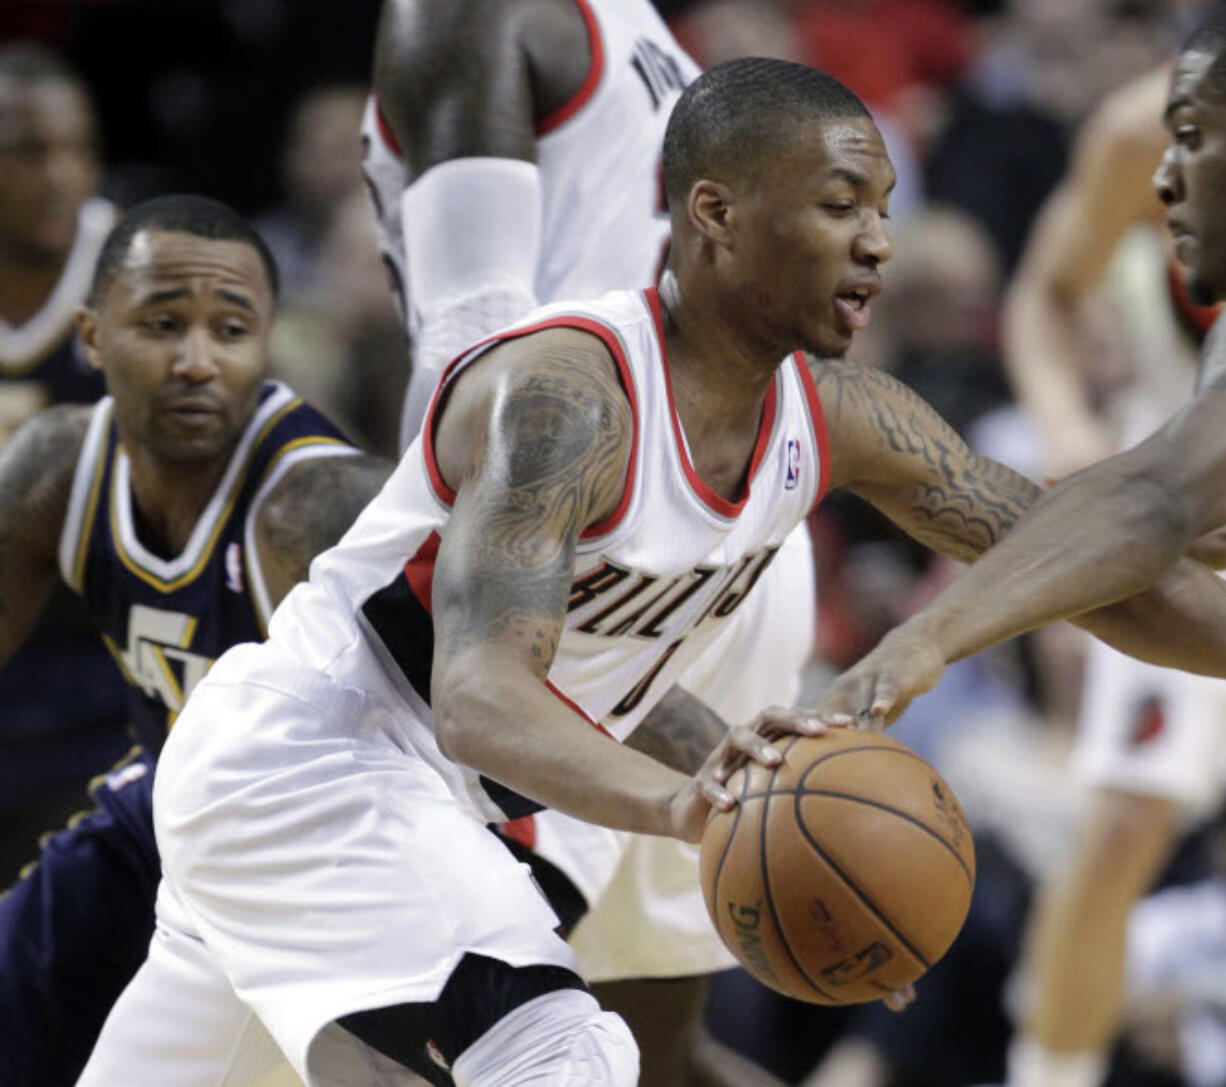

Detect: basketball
[700, 729, 975, 1005]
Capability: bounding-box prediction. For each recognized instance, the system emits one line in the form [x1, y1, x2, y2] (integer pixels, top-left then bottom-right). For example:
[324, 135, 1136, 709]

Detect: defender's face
[1156, 50, 1226, 305]
[0, 77, 98, 260]
[730, 116, 894, 358]
[82, 229, 272, 464]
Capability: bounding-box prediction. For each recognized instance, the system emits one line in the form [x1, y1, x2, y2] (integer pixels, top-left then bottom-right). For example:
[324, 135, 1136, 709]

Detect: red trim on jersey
[420, 315, 639, 536]
[372, 95, 403, 156]
[535, 0, 605, 135]
[644, 287, 778, 518]
[404, 531, 441, 613]
[1167, 260, 1222, 345]
[500, 816, 538, 851]
[547, 679, 612, 737]
[793, 353, 832, 506]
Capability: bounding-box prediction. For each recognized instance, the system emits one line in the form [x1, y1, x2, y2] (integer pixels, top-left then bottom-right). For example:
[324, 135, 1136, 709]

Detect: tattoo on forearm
[626, 685, 728, 775]
[435, 349, 630, 673]
[813, 360, 1041, 561]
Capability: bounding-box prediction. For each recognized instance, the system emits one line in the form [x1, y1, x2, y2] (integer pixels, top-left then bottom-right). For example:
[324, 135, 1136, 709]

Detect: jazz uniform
[361, 0, 816, 981]
[78, 287, 832, 1087]
[0, 381, 357, 1087]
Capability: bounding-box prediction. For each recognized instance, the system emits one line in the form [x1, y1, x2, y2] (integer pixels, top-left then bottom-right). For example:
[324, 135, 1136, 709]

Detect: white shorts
[550, 523, 817, 982]
[1075, 637, 1226, 815]
[83, 641, 576, 1086]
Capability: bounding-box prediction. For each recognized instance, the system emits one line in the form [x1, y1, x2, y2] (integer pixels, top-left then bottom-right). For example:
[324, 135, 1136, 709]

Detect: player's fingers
[883, 984, 916, 1012]
[698, 775, 736, 812]
[726, 725, 783, 770]
[755, 706, 827, 739]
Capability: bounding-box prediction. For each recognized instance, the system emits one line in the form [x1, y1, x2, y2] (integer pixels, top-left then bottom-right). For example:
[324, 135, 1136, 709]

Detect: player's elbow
[431, 665, 503, 767]
[1095, 459, 1198, 579]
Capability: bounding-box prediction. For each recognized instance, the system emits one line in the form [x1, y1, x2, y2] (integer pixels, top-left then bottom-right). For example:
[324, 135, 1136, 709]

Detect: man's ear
[686, 179, 736, 247]
[76, 307, 103, 373]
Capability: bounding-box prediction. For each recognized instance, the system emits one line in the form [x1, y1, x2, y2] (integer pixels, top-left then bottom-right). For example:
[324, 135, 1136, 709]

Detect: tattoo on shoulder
[810, 358, 1042, 561]
[257, 453, 390, 593]
[435, 347, 631, 673]
[0, 405, 90, 615]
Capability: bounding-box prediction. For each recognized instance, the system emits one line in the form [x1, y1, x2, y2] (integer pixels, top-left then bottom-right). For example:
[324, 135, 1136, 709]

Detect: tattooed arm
[0, 405, 89, 663]
[428, 328, 718, 840]
[626, 686, 730, 775]
[809, 363, 1226, 727]
[254, 453, 392, 610]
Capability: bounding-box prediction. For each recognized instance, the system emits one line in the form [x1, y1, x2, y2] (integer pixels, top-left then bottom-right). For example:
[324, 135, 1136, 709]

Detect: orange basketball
[700, 729, 975, 1005]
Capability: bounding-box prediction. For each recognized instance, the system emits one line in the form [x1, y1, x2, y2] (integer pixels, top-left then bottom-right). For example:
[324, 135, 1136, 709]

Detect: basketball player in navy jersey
[0, 194, 389, 1087]
[78, 61, 1226, 1087]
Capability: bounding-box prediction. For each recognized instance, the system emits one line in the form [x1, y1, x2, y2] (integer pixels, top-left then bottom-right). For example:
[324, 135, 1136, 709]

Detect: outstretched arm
[0, 405, 88, 664]
[253, 452, 393, 610]
[813, 360, 1226, 722]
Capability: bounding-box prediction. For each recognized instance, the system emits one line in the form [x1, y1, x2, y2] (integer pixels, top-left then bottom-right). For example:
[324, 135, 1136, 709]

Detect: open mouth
[834, 288, 874, 331]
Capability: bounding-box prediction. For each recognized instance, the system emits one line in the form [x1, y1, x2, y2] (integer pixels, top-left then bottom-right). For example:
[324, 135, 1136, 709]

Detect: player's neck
[658, 273, 783, 427]
[0, 249, 68, 327]
[124, 444, 233, 558]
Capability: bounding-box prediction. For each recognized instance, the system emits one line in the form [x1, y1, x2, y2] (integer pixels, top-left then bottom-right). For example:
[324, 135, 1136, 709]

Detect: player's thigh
[591, 974, 708, 1085]
[153, 651, 582, 1081]
[77, 899, 278, 1087]
[0, 749, 158, 1087]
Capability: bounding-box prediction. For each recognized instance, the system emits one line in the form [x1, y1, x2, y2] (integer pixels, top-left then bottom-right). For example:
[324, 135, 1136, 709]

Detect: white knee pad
[452, 988, 639, 1086]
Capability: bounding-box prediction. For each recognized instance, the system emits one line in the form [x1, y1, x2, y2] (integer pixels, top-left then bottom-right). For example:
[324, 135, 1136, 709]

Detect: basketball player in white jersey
[1002, 58, 1226, 1087]
[362, 4, 812, 1081]
[78, 59, 1226, 1087]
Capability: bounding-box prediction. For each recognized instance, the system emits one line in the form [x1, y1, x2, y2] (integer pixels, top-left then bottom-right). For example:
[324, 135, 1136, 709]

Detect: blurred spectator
[255, 84, 368, 298]
[0, 42, 127, 881]
[271, 191, 406, 458]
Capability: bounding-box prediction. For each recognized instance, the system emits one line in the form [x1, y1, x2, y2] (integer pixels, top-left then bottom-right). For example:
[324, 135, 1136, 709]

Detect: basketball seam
[758, 737, 840, 1003]
[791, 798, 933, 969]
[745, 788, 974, 883]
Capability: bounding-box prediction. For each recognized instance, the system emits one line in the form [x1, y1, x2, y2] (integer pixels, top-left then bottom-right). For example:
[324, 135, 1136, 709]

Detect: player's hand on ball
[883, 984, 917, 1012]
[810, 628, 945, 731]
[667, 706, 830, 843]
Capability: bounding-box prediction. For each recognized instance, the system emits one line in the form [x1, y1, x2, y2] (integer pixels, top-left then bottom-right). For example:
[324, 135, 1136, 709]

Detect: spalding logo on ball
[699, 729, 975, 1005]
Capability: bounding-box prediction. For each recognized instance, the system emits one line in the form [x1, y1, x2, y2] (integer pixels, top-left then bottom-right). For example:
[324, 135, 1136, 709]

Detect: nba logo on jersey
[784, 439, 801, 491]
[225, 543, 244, 595]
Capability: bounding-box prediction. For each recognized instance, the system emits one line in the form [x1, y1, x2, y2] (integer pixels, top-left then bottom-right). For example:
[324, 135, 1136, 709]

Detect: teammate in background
[1001, 59, 1226, 1087]
[80, 59, 1226, 1087]
[0, 40, 131, 890]
[0, 194, 389, 1087]
[810, 6, 1226, 829]
[364, 3, 812, 1082]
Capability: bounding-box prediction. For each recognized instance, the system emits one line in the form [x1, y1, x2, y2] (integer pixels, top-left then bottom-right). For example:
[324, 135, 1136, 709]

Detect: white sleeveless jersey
[359, 0, 700, 338]
[269, 288, 830, 822]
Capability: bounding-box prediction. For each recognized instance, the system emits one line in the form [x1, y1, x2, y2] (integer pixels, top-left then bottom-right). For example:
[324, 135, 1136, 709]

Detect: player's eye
[215, 318, 251, 340]
[821, 202, 855, 216]
[1176, 125, 1201, 149]
[139, 314, 178, 335]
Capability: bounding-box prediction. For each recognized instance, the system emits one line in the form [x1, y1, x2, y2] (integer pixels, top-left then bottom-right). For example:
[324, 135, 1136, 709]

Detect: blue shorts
[0, 748, 159, 1087]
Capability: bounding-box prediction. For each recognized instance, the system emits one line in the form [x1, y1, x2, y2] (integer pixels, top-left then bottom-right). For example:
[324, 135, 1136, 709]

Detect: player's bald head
[661, 58, 873, 211]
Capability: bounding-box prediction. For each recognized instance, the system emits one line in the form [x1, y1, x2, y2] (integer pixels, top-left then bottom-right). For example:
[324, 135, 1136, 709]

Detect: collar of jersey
[109, 382, 299, 592]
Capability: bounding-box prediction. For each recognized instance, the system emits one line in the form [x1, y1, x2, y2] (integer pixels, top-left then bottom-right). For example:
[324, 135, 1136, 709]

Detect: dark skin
[807, 46, 1226, 729]
[0, 74, 99, 324]
[0, 228, 388, 671]
[373, 0, 590, 177]
[375, 7, 794, 1081]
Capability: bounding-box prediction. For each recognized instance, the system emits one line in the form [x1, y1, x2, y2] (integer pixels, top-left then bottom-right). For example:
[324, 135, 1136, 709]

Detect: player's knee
[453, 989, 639, 1086]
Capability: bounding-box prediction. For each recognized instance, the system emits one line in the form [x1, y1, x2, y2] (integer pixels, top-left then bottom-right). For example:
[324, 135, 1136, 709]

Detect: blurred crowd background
[4, 0, 1226, 1085]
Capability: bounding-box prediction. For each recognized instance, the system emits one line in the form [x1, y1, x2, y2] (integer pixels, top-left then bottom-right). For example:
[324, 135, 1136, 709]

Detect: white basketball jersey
[359, 0, 701, 340]
[269, 288, 829, 823]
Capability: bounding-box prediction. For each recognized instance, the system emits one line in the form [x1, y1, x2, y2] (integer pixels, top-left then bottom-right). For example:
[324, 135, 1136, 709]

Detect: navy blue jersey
[57, 381, 356, 754]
